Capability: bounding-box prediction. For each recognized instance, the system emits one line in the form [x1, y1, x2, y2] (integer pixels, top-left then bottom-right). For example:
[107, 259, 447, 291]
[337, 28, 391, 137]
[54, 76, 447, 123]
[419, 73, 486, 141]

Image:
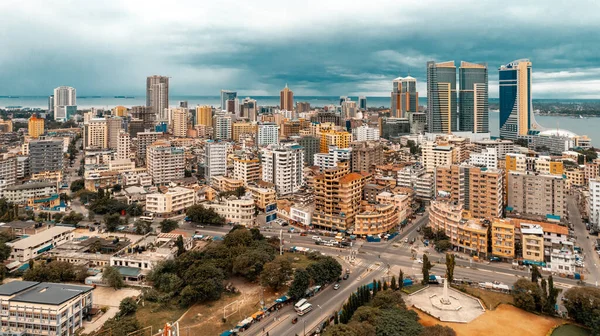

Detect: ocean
[1, 96, 598, 145]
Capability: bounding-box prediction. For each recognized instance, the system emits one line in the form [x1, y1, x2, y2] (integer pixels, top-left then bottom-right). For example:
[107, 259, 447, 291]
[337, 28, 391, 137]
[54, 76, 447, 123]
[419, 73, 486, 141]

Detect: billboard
[266, 213, 277, 223]
[266, 203, 277, 213]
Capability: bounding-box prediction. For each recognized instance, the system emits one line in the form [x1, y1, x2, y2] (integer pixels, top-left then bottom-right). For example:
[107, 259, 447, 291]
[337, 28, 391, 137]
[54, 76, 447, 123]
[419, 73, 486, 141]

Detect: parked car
[489, 257, 501, 262]
[333, 284, 340, 290]
[343, 274, 349, 280]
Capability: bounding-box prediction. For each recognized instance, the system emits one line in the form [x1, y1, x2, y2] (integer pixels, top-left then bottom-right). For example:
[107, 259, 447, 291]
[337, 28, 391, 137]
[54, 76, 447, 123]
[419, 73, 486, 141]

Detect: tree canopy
[185, 204, 226, 226]
[563, 286, 600, 335]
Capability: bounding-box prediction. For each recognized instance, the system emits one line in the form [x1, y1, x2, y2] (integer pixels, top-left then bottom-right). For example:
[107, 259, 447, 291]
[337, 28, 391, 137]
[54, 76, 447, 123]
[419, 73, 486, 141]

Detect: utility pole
[279, 229, 283, 255]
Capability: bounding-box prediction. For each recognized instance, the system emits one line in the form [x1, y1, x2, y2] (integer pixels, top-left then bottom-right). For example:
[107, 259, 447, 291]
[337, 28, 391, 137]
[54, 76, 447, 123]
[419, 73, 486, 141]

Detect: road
[567, 194, 600, 286]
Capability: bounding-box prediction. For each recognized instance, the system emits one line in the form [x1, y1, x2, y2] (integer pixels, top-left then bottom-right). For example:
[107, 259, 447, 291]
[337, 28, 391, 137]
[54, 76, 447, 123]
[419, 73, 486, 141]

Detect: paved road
[567, 194, 600, 286]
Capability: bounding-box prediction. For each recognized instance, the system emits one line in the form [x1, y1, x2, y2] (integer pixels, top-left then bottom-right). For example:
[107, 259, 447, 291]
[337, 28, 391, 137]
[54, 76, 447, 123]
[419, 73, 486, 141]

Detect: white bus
[139, 215, 154, 221]
[294, 299, 308, 311]
[297, 303, 313, 316]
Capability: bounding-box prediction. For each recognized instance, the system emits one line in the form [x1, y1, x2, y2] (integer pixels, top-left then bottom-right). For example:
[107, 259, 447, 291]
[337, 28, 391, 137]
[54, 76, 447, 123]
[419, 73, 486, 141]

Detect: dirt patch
[92, 287, 141, 307]
[413, 304, 565, 336]
[178, 278, 283, 336]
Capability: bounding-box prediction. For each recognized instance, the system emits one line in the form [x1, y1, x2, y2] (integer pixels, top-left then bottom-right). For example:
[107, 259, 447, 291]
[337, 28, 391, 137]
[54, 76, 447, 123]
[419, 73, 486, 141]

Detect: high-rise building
[350, 142, 384, 173]
[146, 75, 169, 121]
[261, 143, 304, 196]
[421, 141, 457, 173]
[106, 117, 122, 150]
[258, 123, 279, 146]
[341, 100, 357, 119]
[220, 90, 237, 112]
[179, 101, 188, 108]
[319, 130, 352, 153]
[171, 108, 188, 137]
[130, 106, 156, 130]
[214, 114, 232, 140]
[314, 147, 352, 172]
[352, 125, 380, 142]
[28, 115, 44, 138]
[390, 76, 418, 118]
[296, 102, 311, 113]
[312, 161, 368, 231]
[499, 59, 534, 140]
[0, 154, 17, 196]
[136, 131, 162, 164]
[29, 140, 63, 173]
[147, 141, 184, 185]
[427, 61, 457, 133]
[310, 112, 342, 126]
[48, 95, 54, 113]
[195, 105, 213, 127]
[233, 157, 261, 186]
[117, 131, 131, 160]
[280, 84, 294, 111]
[205, 141, 228, 182]
[589, 178, 600, 230]
[113, 106, 128, 117]
[379, 118, 410, 140]
[358, 96, 367, 110]
[507, 171, 566, 219]
[459, 61, 489, 133]
[85, 118, 108, 149]
[296, 135, 320, 166]
[242, 98, 258, 121]
[232, 122, 257, 142]
[53, 86, 76, 121]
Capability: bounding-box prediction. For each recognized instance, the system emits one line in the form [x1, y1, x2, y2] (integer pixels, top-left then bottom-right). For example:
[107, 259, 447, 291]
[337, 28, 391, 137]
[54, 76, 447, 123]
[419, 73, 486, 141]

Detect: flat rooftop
[0, 281, 92, 305]
[8, 226, 74, 250]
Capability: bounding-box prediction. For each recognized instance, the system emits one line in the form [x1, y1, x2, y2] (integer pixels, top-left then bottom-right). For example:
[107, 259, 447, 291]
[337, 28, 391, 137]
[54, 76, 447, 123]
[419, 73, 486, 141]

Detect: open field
[135, 301, 188, 334]
[414, 304, 565, 336]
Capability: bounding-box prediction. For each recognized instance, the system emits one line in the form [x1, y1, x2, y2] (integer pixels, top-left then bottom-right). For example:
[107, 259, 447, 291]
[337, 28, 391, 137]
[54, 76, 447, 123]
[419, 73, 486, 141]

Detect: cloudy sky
[1, 0, 599, 98]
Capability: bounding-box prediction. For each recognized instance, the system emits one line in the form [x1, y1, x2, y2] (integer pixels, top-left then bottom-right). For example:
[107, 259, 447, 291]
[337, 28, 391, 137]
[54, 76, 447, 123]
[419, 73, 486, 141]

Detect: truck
[366, 235, 381, 242]
[403, 278, 413, 287]
[428, 275, 442, 284]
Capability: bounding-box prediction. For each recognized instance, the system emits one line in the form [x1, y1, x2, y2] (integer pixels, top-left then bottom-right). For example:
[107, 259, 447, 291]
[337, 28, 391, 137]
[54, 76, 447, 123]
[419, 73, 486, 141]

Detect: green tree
[232, 249, 273, 280]
[112, 184, 122, 192]
[398, 270, 404, 290]
[224, 228, 253, 247]
[118, 297, 137, 317]
[134, 219, 152, 235]
[260, 256, 293, 290]
[421, 254, 433, 285]
[435, 240, 452, 252]
[390, 276, 397, 291]
[179, 263, 225, 306]
[323, 324, 359, 336]
[159, 219, 179, 233]
[103, 266, 124, 290]
[61, 211, 84, 224]
[420, 325, 457, 336]
[289, 268, 310, 300]
[127, 203, 144, 217]
[375, 308, 423, 336]
[512, 278, 541, 313]
[545, 275, 560, 315]
[70, 179, 85, 193]
[371, 290, 406, 310]
[104, 213, 122, 232]
[176, 235, 185, 256]
[531, 264, 542, 283]
[563, 286, 600, 334]
[185, 204, 226, 226]
[445, 253, 455, 283]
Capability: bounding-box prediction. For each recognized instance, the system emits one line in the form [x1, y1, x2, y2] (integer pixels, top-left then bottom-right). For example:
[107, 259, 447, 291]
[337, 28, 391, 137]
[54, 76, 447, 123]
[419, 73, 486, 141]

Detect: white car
[416, 258, 423, 264]
[312, 236, 321, 241]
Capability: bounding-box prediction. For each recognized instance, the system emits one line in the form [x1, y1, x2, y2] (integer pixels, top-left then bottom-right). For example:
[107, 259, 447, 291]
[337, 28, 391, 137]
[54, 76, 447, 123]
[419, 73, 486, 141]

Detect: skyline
[1, 1, 600, 98]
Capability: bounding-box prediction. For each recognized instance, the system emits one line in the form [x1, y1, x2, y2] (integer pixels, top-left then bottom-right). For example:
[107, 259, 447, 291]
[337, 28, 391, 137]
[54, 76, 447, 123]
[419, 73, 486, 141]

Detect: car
[343, 274, 349, 280]
[416, 258, 423, 264]
[333, 284, 340, 290]
[404, 238, 409, 243]
[489, 257, 501, 262]
[312, 236, 321, 241]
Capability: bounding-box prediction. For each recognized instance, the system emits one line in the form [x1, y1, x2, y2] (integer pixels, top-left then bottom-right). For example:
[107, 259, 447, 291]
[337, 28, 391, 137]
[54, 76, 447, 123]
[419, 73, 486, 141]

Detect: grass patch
[551, 324, 591, 336]
[455, 285, 513, 310]
[284, 252, 313, 269]
[135, 301, 188, 333]
[401, 284, 427, 294]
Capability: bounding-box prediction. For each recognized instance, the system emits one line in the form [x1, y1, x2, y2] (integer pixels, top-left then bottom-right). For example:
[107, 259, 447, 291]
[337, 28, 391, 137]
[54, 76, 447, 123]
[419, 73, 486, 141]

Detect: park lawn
[135, 301, 188, 334]
[402, 284, 427, 294]
[456, 285, 513, 310]
[285, 252, 313, 269]
[551, 324, 591, 336]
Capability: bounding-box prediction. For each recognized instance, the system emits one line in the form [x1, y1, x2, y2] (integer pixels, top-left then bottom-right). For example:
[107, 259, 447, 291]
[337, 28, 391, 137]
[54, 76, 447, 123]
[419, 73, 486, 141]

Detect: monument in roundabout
[405, 277, 485, 323]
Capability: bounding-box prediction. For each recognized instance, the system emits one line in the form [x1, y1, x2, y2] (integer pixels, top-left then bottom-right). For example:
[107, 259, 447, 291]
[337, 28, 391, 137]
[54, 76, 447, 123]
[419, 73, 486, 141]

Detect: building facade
[390, 76, 418, 118]
[459, 61, 489, 133]
[427, 61, 457, 133]
[146, 141, 185, 185]
[261, 143, 305, 196]
[146, 75, 169, 121]
[205, 141, 228, 183]
[499, 59, 534, 140]
[29, 140, 63, 174]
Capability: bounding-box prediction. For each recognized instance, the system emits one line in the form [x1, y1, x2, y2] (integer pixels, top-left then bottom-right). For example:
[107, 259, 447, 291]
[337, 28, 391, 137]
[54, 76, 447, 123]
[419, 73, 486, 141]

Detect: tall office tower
[280, 84, 294, 111]
[146, 75, 169, 121]
[205, 141, 228, 182]
[312, 161, 367, 231]
[220, 90, 237, 112]
[214, 114, 232, 140]
[296, 135, 320, 166]
[390, 76, 418, 118]
[258, 123, 279, 146]
[507, 171, 566, 219]
[0, 154, 17, 195]
[427, 61, 457, 133]
[358, 96, 367, 110]
[85, 118, 108, 149]
[339, 96, 349, 106]
[136, 131, 162, 164]
[296, 102, 311, 113]
[341, 100, 357, 119]
[29, 140, 63, 173]
[172, 108, 188, 137]
[242, 97, 258, 121]
[131, 106, 156, 129]
[53, 86, 76, 121]
[117, 131, 131, 160]
[106, 117, 122, 150]
[28, 115, 44, 138]
[195, 106, 213, 127]
[147, 141, 185, 185]
[179, 101, 188, 108]
[261, 143, 305, 195]
[499, 59, 534, 140]
[459, 61, 489, 133]
[47, 95, 54, 113]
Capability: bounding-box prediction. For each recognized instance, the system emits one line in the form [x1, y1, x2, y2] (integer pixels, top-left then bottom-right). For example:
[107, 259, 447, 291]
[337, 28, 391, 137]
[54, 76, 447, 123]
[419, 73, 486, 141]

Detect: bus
[139, 214, 154, 221]
[296, 303, 313, 316]
[294, 299, 308, 311]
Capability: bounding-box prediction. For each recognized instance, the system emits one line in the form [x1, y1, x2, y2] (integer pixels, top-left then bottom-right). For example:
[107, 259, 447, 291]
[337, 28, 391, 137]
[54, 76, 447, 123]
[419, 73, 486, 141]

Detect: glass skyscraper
[459, 61, 489, 133]
[220, 90, 237, 112]
[390, 76, 418, 118]
[427, 61, 457, 133]
[499, 59, 532, 140]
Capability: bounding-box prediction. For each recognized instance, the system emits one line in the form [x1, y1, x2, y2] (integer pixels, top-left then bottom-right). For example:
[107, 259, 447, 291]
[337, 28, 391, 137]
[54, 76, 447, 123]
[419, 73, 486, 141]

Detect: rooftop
[0, 281, 92, 305]
[8, 226, 74, 250]
[5, 182, 56, 191]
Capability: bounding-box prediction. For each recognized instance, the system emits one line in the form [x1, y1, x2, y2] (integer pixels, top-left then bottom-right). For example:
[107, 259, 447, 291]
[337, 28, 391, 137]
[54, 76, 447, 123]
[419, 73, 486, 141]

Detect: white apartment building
[7, 226, 74, 262]
[415, 173, 435, 200]
[0, 281, 93, 336]
[352, 125, 380, 142]
[53, 86, 76, 121]
[85, 118, 108, 149]
[214, 114, 232, 140]
[261, 143, 305, 196]
[589, 178, 600, 229]
[171, 108, 188, 137]
[0, 154, 17, 197]
[146, 187, 196, 217]
[204, 197, 256, 226]
[550, 249, 577, 275]
[290, 205, 314, 226]
[136, 131, 162, 162]
[122, 172, 153, 187]
[108, 159, 135, 173]
[421, 141, 456, 173]
[16, 156, 30, 179]
[314, 147, 352, 172]
[232, 157, 261, 186]
[258, 123, 279, 146]
[117, 131, 131, 160]
[3, 182, 58, 204]
[469, 147, 498, 169]
[473, 139, 515, 158]
[146, 141, 185, 185]
[205, 141, 228, 182]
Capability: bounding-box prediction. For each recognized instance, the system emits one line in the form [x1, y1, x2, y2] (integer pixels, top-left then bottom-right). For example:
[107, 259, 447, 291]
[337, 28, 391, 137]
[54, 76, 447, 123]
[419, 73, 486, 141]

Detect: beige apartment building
[232, 122, 257, 142]
[247, 185, 276, 210]
[490, 218, 516, 259]
[172, 108, 188, 137]
[350, 142, 384, 173]
[211, 176, 244, 192]
[146, 187, 196, 217]
[507, 171, 566, 220]
[195, 105, 213, 127]
[28, 115, 45, 138]
[421, 141, 457, 173]
[354, 204, 398, 235]
[85, 118, 108, 149]
[232, 157, 261, 185]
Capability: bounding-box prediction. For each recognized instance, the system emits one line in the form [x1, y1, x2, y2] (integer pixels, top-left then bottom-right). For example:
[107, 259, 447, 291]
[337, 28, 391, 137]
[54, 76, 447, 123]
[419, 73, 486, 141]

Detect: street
[567, 194, 600, 286]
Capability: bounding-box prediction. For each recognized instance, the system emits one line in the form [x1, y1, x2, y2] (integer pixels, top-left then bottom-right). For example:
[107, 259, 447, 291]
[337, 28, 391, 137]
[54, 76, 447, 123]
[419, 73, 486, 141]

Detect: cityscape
[1, 2, 600, 336]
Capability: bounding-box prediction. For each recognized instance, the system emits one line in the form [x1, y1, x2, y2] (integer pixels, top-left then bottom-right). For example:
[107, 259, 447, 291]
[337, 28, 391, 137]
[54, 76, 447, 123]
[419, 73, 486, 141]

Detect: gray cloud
[0, 0, 599, 98]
